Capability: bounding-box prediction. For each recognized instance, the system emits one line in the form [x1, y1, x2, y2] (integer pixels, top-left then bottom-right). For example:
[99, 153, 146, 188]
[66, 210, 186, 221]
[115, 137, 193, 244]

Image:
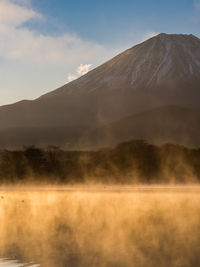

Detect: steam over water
[0, 186, 200, 266]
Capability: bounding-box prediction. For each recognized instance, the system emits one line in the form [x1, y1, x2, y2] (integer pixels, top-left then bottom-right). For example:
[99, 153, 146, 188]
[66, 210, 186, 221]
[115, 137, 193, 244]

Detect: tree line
[0, 140, 200, 184]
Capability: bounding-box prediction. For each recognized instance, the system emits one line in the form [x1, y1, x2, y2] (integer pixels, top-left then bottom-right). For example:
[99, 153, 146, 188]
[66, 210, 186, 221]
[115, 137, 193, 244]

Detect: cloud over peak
[68, 63, 92, 82]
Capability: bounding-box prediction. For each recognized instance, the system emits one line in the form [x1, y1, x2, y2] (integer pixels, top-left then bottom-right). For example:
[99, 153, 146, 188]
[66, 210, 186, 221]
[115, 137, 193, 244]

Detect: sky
[0, 0, 200, 105]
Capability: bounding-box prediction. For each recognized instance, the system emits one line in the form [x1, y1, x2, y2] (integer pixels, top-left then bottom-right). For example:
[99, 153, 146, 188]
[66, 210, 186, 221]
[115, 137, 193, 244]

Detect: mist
[0, 140, 200, 186]
[0, 187, 200, 266]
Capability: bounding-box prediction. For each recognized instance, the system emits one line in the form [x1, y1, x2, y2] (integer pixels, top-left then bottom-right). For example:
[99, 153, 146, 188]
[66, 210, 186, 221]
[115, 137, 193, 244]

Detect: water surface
[0, 186, 200, 267]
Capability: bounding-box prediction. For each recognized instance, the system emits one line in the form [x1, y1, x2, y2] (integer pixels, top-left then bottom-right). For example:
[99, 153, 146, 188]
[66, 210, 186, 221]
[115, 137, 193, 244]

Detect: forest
[0, 140, 200, 184]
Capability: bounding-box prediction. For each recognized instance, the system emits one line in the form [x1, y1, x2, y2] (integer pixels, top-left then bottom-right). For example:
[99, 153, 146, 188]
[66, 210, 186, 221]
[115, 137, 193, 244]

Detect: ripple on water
[0, 258, 40, 267]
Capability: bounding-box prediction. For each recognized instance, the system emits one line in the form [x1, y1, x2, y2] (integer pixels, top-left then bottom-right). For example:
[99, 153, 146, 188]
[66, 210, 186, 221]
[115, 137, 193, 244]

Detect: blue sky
[0, 0, 200, 105]
[28, 0, 200, 46]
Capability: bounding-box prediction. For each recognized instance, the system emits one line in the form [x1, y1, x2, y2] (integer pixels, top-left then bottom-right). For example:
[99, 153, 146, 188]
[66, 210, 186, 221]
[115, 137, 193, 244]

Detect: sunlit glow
[0, 186, 200, 266]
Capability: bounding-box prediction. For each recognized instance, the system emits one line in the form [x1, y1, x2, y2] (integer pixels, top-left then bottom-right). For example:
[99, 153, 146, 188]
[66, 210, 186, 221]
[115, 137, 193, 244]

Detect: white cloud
[0, 0, 117, 105]
[77, 63, 92, 75]
[67, 63, 92, 82]
[0, 26, 105, 65]
[0, 0, 41, 26]
[0, 0, 107, 65]
[0, 0, 159, 105]
[67, 73, 77, 82]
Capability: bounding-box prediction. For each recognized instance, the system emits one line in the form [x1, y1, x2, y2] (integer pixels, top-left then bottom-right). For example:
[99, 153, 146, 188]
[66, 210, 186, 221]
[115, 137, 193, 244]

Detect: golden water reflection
[0, 186, 200, 267]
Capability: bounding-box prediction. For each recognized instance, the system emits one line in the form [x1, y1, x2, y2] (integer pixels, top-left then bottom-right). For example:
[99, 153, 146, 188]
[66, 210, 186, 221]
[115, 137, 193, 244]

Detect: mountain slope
[43, 33, 200, 97]
[0, 33, 200, 148]
[80, 105, 200, 149]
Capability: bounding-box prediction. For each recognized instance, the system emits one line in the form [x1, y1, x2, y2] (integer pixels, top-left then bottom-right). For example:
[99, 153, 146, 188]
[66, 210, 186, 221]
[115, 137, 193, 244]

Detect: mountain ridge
[40, 33, 200, 98]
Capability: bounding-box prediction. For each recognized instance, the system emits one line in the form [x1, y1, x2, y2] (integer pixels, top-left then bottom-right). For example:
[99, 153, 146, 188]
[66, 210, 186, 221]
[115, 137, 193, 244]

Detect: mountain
[80, 105, 200, 149]
[0, 33, 200, 148]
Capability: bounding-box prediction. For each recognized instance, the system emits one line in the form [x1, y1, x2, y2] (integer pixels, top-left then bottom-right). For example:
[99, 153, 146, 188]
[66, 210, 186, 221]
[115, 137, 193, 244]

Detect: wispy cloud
[77, 64, 92, 75]
[0, 0, 106, 65]
[0, 0, 113, 104]
[68, 64, 92, 82]
[0, 0, 159, 105]
[0, 0, 41, 26]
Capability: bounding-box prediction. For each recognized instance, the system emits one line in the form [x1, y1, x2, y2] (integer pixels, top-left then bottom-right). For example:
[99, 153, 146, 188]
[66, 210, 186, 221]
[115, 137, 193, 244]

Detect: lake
[0, 186, 200, 267]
